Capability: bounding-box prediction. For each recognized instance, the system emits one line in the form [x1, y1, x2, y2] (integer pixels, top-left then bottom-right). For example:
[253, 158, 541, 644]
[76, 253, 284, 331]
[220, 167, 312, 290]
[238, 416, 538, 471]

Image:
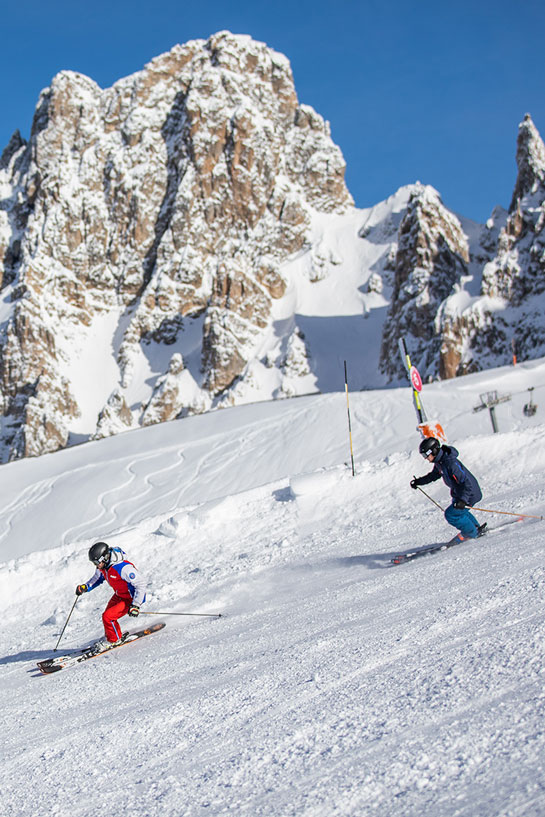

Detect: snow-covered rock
[92, 389, 135, 440]
[0, 31, 352, 461]
[463, 115, 545, 369]
[0, 29, 544, 462]
[379, 184, 470, 380]
[381, 116, 545, 382]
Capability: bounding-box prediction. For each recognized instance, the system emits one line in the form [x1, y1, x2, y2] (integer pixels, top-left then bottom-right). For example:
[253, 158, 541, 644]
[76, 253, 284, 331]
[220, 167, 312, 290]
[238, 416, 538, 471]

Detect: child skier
[76, 542, 147, 652]
[411, 437, 487, 541]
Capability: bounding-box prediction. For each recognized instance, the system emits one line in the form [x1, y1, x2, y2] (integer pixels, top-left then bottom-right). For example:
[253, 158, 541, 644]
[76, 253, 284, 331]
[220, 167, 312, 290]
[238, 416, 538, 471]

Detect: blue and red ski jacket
[418, 445, 482, 506]
[83, 547, 147, 606]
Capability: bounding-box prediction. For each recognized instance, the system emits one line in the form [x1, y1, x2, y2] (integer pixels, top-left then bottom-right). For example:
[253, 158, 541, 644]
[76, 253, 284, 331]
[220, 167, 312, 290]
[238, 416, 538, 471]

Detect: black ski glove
[128, 605, 140, 617]
[453, 500, 467, 509]
[410, 478, 421, 490]
[75, 584, 87, 596]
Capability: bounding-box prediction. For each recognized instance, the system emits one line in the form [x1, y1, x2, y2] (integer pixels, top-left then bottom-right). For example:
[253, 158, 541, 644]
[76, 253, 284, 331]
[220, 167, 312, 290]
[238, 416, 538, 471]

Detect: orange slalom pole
[468, 507, 543, 520]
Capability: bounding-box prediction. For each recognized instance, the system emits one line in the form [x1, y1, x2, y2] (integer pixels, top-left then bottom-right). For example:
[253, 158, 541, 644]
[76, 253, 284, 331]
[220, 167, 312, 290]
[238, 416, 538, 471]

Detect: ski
[37, 621, 166, 674]
[391, 533, 468, 565]
[391, 516, 526, 565]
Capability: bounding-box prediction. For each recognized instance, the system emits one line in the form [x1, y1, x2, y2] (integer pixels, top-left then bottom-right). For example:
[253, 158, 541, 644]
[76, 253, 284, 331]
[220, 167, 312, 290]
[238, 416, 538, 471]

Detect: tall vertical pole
[344, 361, 356, 477]
[398, 338, 427, 424]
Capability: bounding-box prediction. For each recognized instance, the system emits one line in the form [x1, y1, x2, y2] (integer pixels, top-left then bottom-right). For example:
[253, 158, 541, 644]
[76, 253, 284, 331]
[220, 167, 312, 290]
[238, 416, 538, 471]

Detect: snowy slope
[1, 358, 545, 817]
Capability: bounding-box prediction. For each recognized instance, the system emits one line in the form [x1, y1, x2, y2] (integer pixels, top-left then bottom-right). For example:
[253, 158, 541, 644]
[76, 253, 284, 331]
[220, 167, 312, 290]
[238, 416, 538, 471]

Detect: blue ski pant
[444, 504, 479, 538]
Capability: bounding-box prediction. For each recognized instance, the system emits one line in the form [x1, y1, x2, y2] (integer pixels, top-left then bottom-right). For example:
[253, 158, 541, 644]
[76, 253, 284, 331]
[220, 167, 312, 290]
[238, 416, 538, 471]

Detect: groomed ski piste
[1, 357, 545, 817]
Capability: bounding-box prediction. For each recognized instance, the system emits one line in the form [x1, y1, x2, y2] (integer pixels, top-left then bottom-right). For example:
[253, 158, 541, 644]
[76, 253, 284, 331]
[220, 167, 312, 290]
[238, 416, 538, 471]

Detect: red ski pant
[102, 594, 131, 642]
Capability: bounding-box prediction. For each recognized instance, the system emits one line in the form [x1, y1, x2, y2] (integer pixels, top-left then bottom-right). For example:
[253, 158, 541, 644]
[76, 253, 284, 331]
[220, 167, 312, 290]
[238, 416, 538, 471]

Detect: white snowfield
[1, 358, 545, 817]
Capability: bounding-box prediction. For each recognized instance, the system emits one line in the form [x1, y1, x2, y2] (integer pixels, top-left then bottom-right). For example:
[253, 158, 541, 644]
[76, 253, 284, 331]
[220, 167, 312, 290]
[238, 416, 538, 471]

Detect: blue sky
[1, 0, 543, 222]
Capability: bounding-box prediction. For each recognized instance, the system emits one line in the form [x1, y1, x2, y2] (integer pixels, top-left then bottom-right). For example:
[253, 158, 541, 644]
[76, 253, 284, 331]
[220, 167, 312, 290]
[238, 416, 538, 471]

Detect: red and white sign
[409, 366, 423, 393]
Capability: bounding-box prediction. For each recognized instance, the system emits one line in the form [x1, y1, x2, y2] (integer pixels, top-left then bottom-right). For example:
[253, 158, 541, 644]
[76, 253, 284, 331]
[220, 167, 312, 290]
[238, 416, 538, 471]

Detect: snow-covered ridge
[0, 353, 543, 566]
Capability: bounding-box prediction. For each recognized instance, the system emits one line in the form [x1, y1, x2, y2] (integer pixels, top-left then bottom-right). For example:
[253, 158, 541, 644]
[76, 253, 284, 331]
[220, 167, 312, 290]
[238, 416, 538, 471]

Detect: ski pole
[344, 361, 356, 477]
[54, 596, 79, 652]
[140, 611, 223, 618]
[467, 507, 543, 520]
[414, 479, 445, 512]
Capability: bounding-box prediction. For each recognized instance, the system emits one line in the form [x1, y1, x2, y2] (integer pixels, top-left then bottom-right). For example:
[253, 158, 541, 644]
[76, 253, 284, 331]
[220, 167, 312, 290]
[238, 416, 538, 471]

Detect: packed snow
[1, 357, 545, 817]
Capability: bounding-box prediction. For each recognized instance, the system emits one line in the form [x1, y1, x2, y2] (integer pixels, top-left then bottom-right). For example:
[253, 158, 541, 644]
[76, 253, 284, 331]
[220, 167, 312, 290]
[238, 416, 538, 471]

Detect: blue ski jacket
[417, 445, 482, 506]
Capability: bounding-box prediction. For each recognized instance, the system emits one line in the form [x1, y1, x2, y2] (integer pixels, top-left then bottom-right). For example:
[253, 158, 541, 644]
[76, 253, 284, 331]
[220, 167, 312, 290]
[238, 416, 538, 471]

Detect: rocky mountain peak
[510, 113, 545, 211]
[1, 35, 544, 464]
[379, 115, 545, 384]
[379, 184, 469, 380]
[0, 130, 26, 171]
[0, 31, 353, 462]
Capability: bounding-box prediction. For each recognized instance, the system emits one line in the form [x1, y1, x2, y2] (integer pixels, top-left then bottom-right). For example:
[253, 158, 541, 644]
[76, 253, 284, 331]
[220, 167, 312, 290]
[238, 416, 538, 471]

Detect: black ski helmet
[419, 437, 441, 459]
[88, 542, 111, 568]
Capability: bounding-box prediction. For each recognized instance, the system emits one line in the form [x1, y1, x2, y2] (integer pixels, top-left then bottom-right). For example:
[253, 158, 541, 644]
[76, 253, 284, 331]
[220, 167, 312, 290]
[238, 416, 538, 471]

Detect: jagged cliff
[476, 114, 545, 362]
[0, 29, 544, 462]
[379, 184, 470, 380]
[0, 31, 352, 460]
[380, 114, 545, 382]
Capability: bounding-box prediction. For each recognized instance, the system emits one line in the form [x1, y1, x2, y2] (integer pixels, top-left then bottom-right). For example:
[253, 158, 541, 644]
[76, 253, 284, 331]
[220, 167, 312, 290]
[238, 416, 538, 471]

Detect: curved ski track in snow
[1, 360, 545, 817]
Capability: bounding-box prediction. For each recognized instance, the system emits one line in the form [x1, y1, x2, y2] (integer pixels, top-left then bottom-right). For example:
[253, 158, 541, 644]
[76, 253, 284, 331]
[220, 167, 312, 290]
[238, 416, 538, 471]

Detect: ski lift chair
[523, 388, 537, 417]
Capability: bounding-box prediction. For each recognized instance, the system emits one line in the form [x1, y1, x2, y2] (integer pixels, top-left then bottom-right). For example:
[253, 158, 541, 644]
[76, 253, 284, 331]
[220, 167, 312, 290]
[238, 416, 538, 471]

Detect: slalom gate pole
[54, 596, 79, 652]
[415, 481, 445, 512]
[141, 611, 223, 618]
[468, 507, 544, 520]
[344, 361, 356, 477]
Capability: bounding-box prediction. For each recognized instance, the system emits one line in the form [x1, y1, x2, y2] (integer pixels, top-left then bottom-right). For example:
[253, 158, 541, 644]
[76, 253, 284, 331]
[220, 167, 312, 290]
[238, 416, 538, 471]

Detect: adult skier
[76, 542, 147, 652]
[411, 437, 486, 541]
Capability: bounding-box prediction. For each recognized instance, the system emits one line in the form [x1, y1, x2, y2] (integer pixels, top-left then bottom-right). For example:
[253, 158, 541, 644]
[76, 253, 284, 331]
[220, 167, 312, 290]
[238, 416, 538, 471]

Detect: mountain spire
[509, 113, 545, 211]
